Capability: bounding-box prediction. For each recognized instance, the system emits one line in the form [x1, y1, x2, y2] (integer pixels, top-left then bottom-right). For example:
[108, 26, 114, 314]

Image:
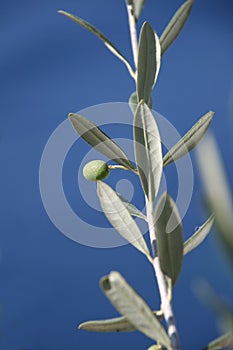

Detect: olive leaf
[203, 332, 233, 350]
[97, 182, 151, 260]
[78, 310, 162, 333]
[184, 215, 215, 255]
[196, 134, 233, 265]
[154, 192, 183, 286]
[100, 271, 171, 349]
[160, 0, 194, 55]
[163, 111, 214, 167]
[134, 101, 163, 204]
[58, 10, 135, 79]
[137, 22, 161, 104]
[69, 113, 134, 170]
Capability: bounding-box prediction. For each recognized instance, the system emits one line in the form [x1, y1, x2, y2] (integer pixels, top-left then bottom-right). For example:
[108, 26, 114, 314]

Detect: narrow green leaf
[69, 113, 134, 170]
[160, 0, 194, 55]
[163, 111, 214, 167]
[78, 310, 162, 333]
[58, 10, 135, 79]
[134, 101, 163, 203]
[117, 193, 147, 221]
[100, 271, 171, 348]
[203, 332, 233, 350]
[79, 315, 135, 333]
[184, 215, 215, 255]
[137, 22, 161, 104]
[154, 193, 183, 286]
[97, 182, 151, 259]
[196, 134, 233, 265]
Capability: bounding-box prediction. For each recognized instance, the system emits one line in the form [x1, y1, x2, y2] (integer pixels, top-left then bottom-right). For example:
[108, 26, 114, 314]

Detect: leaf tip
[140, 21, 155, 36]
[100, 275, 111, 291]
[203, 110, 214, 124]
[96, 180, 105, 195]
[57, 10, 68, 17]
[68, 112, 75, 119]
[142, 21, 148, 27]
[209, 110, 215, 118]
[78, 323, 83, 330]
[185, 0, 194, 8]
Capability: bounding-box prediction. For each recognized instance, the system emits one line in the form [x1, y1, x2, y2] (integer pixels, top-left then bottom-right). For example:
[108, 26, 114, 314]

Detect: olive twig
[108, 164, 139, 175]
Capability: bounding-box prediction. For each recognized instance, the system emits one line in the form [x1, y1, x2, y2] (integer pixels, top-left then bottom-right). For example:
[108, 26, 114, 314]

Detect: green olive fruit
[83, 160, 110, 181]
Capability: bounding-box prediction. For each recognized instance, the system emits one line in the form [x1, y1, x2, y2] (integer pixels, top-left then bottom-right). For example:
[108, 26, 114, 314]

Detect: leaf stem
[146, 198, 181, 350]
[108, 164, 139, 175]
[125, 1, 138, 69]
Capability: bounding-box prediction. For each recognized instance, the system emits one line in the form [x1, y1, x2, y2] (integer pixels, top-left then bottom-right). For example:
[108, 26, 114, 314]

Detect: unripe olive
[83, 160, 110, 181]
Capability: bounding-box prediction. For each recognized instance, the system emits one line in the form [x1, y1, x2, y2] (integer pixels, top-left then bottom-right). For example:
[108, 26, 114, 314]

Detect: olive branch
[56, 1, 224, 349]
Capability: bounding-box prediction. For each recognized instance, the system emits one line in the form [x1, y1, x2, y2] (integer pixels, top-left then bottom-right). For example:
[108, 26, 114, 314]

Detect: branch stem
[146, 198, 181, 350]
[125, 1, 138, 69]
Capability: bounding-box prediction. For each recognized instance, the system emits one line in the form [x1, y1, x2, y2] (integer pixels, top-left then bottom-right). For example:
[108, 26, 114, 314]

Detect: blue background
[1, 0, 233, 349]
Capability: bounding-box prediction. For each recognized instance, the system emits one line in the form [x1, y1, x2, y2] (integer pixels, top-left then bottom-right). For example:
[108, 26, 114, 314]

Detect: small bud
[83, 160, 110, 181]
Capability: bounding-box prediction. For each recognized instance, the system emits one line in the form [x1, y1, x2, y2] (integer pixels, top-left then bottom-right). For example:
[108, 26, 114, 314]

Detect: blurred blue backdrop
[0, 0, 233, 349]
